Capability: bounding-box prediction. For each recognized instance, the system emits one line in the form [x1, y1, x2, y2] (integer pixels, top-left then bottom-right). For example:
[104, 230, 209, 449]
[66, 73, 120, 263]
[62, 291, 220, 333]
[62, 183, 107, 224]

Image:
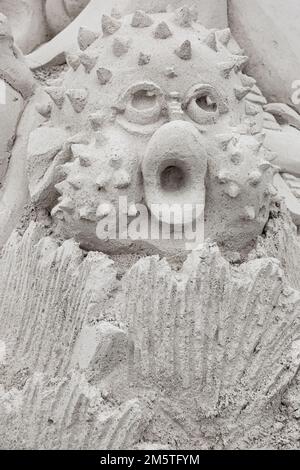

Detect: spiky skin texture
[28, 10, 276, 253]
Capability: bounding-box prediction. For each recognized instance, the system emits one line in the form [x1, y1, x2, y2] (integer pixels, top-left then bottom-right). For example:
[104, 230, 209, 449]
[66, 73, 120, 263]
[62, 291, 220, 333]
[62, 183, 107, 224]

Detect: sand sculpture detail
[1, 2, 300, 449]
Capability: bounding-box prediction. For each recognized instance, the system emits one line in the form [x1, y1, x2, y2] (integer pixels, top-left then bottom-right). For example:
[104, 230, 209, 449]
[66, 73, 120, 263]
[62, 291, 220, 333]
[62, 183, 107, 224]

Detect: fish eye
[115, 82, 166, 125]
[183, 84, 228, 124]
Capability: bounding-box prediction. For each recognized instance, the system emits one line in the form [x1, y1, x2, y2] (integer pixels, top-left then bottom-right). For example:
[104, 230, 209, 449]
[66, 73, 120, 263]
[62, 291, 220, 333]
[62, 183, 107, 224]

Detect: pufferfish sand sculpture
[1, 6, 300, 450]
[2, 5, 300, 254]
[26, 7, 280, 254]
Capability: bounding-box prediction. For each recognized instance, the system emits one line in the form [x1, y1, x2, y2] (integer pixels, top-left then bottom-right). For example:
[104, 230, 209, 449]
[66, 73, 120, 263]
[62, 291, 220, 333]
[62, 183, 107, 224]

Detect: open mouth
[159, 162, 189, 193]
[142, 120, 207, 229]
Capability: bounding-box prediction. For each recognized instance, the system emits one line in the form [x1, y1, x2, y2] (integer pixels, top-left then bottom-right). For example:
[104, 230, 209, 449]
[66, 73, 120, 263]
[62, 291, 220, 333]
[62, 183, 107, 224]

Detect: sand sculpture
[1, 2, 300, 450]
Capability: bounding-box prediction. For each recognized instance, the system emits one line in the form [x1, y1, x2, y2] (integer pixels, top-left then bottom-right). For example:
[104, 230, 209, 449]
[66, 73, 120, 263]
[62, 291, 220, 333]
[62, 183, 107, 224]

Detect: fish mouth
[142, 120, 207, 228]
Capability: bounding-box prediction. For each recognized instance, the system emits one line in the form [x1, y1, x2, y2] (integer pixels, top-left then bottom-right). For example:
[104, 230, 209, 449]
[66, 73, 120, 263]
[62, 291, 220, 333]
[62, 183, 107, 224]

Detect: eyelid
[114, 81, 166, 126]
[114, 81, 165, 112]
[125, 98, 162, 125]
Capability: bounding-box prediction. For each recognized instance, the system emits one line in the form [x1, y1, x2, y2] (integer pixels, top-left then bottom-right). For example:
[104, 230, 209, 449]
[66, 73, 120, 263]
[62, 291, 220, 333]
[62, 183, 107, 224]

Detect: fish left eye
[183, 84, 228, 124]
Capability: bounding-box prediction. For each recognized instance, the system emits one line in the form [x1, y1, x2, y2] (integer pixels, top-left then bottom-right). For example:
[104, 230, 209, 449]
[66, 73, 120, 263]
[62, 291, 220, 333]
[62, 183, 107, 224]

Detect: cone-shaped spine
[68, 176, 82, 190]
[51, 205, 64, 220]
[54, 181, 68, 195]
[77, 27, 98, 51]
[113, 37, 130, 57]
[217, 170, 232, 184]
[138, 52, 151, 66]
[204, 30, 217, 51]
[131, 10, 153, 28]
[79, 205, 95, 221]
[175, 40, 192, 60]
[174, 6, 193, 27]
[248, 171, 262, 186]
[96, 171, 112, 189]
[65, 88, 88, 113]
[251, 85, 264, 96]
[267, 184, 278, 197]
[96, 67, 112, 85]
[56, 163, 69, 179]
[79, 52, 97, 73]
[234, 86, 252, 100]
[216, 28, 231, 45]
[240, 74, 256, 88]
[97, 202, 113, 219]
[79, 156, 91, 167]
[219, 55, 249, 78]
[59, 197, 75, 213]
[154, 21, 172, 39]
[111, 7, 121, 19]
[89, 112, 105, 131]
[234, 55, 249, 71]
[218, 60, 236, 79]
[216, 134, 233, 151]
[113, 169, 131, 189]
[165, 67, 178, 78]
[45, 87, 65, 109]
[230, 151, 243, 165]
[66, 53, 81, 71]
[102, 14, 121, 35]
[225, 183, 240, 198]
[249, 141, 263, 153]
[245, 102, 261, 116]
